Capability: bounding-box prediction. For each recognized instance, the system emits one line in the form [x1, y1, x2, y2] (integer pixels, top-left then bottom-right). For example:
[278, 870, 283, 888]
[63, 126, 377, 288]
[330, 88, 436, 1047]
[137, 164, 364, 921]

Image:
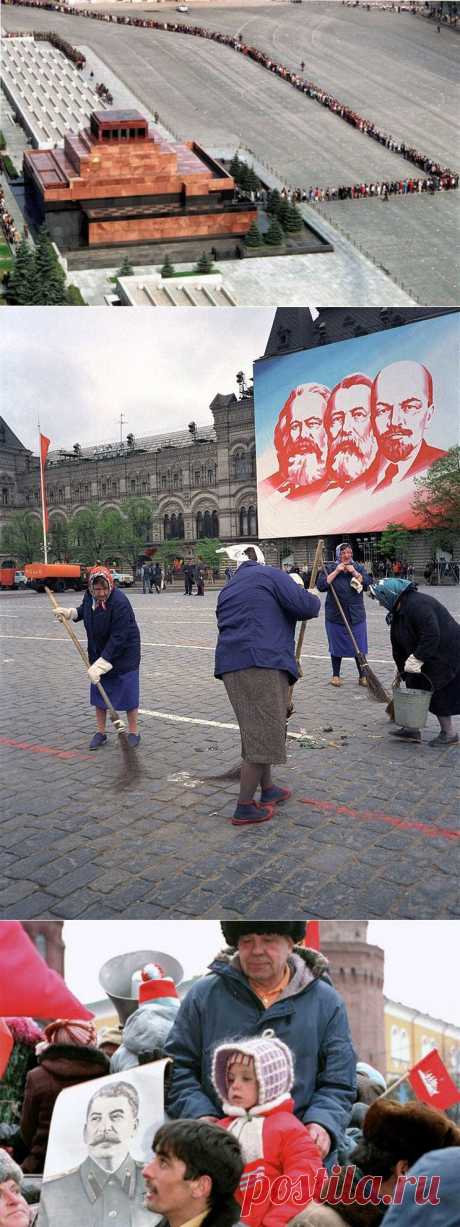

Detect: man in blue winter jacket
[165, 921, 356, 1167]
[215, 547, 320, 825]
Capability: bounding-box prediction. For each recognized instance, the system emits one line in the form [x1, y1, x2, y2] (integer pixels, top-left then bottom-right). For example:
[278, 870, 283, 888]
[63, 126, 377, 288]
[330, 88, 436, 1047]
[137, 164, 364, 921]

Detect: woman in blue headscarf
[316, 542, 371, 687]
[370, 577, 460, 746]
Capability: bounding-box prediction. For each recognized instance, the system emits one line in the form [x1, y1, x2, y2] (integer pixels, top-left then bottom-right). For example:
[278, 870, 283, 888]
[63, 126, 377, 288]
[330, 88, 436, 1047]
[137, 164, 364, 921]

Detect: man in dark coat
[165, 921, 356, 1168]
[37, 1082, 150, 1227]
[143, 1120, 242, 1227]
[215, 547, 320, 824]
[371, 578, 460, 745]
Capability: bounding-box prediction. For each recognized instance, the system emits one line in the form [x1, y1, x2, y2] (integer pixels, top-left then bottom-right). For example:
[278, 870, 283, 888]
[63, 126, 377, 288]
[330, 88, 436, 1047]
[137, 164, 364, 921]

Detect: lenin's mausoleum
[23, 109, 257, 251]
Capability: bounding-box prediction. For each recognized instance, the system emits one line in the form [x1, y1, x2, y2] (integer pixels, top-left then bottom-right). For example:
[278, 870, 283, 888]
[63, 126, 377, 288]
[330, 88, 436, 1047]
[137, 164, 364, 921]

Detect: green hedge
[3, 156, 20, 180]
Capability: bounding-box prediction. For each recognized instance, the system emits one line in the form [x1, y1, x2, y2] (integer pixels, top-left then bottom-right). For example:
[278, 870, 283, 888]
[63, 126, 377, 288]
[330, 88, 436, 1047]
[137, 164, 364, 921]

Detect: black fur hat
[220, 922, 306, 947]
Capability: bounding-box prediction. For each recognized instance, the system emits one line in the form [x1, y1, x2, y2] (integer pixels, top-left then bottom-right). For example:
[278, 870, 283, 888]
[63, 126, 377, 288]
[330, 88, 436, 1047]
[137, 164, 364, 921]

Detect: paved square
[1, 582, 459, 920]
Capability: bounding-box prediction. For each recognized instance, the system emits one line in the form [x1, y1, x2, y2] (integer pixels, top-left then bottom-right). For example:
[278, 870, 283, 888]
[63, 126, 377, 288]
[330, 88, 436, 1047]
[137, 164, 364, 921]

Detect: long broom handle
[287, 538, 325, 714]
[44, 586, 124, 730]
[295, 537, 325, 668]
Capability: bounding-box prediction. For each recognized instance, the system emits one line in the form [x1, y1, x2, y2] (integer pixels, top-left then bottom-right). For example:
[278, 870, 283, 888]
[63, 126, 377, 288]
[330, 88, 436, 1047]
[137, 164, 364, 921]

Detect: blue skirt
[326, 618, 368, 658]
[90, 668, 140, 711]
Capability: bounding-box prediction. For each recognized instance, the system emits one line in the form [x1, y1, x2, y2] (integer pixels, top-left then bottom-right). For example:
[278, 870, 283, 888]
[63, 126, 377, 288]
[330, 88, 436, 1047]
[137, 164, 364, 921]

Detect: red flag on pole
[0, 1018, 13, 1077]
[407, 1049, 460, 1111]
[0, 922, 94, 1020]
[39, 432, 50, 537]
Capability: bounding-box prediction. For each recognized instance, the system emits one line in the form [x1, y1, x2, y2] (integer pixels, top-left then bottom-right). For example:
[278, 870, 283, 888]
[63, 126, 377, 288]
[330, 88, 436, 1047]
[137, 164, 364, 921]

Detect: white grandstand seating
[1, 35, 106, 149]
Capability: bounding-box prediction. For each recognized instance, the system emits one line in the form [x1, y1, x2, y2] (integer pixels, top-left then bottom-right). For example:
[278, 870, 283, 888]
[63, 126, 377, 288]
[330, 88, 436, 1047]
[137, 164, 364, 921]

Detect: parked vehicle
[14, 570, 29, 588]
[110, 569, 134, 588]
[24, 562, 90, 592]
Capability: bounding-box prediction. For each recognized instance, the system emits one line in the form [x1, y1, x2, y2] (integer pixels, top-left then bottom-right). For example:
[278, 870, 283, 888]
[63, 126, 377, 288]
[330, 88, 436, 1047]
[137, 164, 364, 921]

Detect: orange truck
[24, 562, 90, 593]
[0, 559, 18, 589]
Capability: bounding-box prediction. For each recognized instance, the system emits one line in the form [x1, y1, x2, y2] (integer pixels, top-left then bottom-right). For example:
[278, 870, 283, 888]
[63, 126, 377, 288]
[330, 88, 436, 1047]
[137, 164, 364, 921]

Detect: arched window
[239, 507, 247, 536]
[164, 514, 170, 539]
[170, 513, 177, 537]
[248, 505, 258, 536]
[177, 514, 184, 540]
[203, 510, 212, 537]
[196, 511, 204, 539]
[233, 450, 246, 479]
[249, 448, 256, 477]
[211, 511, 219, 538]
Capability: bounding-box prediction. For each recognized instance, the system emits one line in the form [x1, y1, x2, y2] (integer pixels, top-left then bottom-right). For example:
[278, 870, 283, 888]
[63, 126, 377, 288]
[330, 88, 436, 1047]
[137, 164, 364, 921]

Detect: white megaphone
[99, 949, 184, 1024]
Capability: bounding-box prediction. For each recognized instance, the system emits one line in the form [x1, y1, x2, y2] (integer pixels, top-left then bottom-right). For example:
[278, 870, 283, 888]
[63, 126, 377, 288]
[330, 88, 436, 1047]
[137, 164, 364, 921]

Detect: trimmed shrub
[161, 255, 175, 278]
[264, 217, 284, 246]
[244, 221, 263, 247]
[3, 156, 19, 179]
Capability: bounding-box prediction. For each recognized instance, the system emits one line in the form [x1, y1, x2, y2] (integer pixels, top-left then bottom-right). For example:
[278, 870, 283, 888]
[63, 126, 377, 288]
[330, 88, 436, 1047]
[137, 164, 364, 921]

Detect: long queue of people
[5, 0, 458, 200]
[0, 186, 21, 247]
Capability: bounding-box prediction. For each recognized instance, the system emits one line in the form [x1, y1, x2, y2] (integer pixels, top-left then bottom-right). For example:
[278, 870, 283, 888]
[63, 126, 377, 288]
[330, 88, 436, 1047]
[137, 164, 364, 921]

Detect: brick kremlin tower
[22, 922, 64, 976]
[320, 922, 385, 1074]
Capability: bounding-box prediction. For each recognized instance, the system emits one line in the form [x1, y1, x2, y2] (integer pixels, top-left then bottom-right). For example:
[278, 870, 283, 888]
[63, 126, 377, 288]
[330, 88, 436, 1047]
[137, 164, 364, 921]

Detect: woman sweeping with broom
[53, 565, 141, 750]
[316, 543, 371, 688]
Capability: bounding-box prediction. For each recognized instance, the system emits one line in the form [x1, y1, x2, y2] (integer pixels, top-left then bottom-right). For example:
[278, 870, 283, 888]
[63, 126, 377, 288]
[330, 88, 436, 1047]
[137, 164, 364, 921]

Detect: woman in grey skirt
[215, 546, 320, 826]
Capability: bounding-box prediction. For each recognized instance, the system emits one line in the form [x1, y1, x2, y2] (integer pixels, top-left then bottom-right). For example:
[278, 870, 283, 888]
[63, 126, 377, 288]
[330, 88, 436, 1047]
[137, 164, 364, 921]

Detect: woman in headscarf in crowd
[370, 577, 460, 746]
[316, 544, 370, 688]
[52, 565, 141, 750]
[0, 1150, 38, 1226]
[20, 1020, 109, 1174]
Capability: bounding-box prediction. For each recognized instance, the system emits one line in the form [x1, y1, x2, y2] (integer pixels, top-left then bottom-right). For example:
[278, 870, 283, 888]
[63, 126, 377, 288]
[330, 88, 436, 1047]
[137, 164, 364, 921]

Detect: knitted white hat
[0, 1148, 23, 1187]
[212, 1029, 294, 1113]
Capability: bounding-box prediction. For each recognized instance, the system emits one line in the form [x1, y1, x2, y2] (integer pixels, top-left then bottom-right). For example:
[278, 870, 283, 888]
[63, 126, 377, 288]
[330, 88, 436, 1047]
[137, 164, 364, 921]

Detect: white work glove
[404, 655, 423, 673]
[350, 577, 363, 594]
[88, 657, 113, 684]
[53, 606, 77, 622]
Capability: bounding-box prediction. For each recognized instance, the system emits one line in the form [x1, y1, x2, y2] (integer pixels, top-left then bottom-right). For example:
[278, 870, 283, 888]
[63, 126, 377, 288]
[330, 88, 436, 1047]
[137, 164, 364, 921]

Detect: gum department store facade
[1, 308, 457, 566]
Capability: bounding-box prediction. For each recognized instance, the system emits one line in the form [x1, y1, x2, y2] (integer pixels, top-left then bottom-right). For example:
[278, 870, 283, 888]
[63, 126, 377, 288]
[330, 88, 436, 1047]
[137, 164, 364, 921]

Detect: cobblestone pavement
[1, 584, 459, 921]
[1, 3, 458, 303]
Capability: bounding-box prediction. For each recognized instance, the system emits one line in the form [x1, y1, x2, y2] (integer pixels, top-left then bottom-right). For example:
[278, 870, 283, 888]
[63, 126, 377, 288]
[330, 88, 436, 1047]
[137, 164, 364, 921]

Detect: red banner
[0, 922, 94, 1020]
[0, 1018, 13, 1077]
[408, 1048, 460, 1111]
[40, 432, 51, 532]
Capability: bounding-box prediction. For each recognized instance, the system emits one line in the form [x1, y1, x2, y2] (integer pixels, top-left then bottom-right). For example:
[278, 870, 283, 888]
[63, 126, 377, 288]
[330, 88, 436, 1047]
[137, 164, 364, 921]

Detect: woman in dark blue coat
[316, 543, 370, 687]
[53, 566, 141, 750]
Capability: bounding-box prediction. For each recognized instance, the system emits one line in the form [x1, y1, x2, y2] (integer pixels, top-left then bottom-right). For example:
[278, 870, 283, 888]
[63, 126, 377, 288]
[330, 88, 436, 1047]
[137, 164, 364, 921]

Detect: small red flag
[40, 433, 50, 467]
[408, 1048, 460, 1111]
[40, 433, 51, 532]
[0, 1019, 13, 1077]
[304, 922, 320, 951]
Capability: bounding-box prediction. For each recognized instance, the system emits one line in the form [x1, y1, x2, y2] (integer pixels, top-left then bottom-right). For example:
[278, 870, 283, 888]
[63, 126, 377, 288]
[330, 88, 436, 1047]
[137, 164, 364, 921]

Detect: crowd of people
[1, 922, 459, 1227]
[4, 0, 458, 204]
[0, 186, 21, 247]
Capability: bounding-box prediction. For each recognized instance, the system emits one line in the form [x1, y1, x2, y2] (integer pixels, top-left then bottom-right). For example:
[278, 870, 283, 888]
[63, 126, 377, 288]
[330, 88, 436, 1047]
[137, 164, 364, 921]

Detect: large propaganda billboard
[254, 314, 460, 538]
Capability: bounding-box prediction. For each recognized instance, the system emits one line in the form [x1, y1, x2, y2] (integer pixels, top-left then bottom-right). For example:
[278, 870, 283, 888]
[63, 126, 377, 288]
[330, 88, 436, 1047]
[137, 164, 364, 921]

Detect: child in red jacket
[211, 1029, 324, 1227]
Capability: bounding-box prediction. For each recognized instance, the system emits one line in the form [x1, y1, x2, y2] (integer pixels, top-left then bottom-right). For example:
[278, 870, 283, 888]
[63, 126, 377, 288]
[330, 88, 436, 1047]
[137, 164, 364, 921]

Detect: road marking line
[300, 797, 460, 842]
[0, 635, 394, 663]
[139, 707, 306, 741]
[0, 736, 91, 761]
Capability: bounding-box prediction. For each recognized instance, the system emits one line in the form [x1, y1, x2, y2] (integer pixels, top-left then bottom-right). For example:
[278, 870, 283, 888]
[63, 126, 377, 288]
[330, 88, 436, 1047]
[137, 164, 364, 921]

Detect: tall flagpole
[38, 420, 48, 565]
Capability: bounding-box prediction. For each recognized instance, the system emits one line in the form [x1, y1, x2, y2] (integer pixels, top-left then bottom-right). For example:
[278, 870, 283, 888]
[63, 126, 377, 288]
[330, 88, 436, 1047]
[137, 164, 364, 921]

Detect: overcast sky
[2, 308, 275, 452]
[63, 920, 460, 1026]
